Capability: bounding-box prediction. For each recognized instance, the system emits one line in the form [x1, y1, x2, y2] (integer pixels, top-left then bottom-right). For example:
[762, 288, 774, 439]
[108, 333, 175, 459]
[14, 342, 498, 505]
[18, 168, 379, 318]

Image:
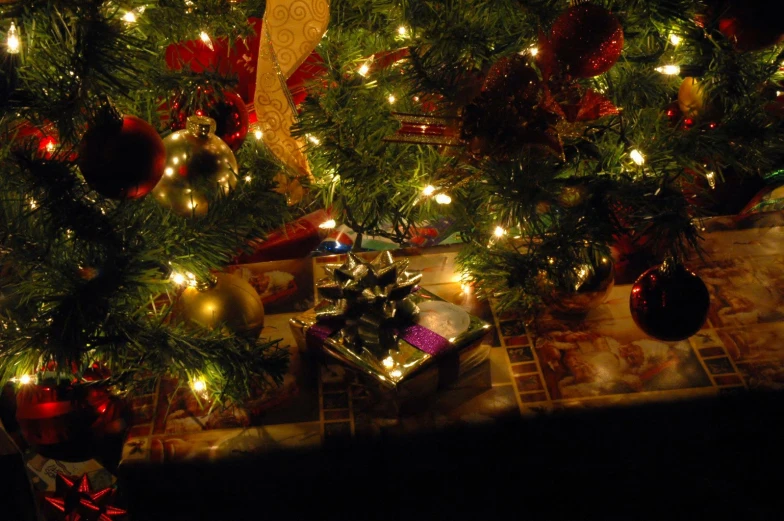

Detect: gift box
[290, 252, 492, 401]
[235, 209, 331, 264]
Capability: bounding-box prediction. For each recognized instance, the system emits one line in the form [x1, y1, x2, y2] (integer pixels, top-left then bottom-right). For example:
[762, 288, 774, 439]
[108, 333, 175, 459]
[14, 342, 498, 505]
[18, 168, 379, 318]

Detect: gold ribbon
[254, 0, 330, 178]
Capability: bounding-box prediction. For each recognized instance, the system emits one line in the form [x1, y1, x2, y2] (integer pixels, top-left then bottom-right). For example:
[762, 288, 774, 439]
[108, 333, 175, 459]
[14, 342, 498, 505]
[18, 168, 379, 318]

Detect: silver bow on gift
[314, 251, 423, 357]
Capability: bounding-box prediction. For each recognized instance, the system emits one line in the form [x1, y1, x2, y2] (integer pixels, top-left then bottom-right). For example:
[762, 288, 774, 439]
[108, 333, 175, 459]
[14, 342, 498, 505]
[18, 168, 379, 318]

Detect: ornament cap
[186, 116, 217, 138]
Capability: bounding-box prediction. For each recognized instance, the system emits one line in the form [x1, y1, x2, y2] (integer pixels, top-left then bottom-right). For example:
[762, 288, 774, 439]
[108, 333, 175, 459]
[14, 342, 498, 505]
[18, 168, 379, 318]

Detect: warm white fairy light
[307, 134, 321, 145]
[669, 34, 682, 46]
[382, 356, 394, 369]
[29, 199, 37, 209]
[388, 94, 396, 104]
[254, 129, 263, 140]
[192, 379, 207, 392]
[122, 11, 137, 23]
[422, 185, 436, 196]
[6, 22, 20, 54]
[434, 193, 452, 205]
[244, 175, 252, 183]
[319, 219, 337, 229]
[494, 226, 506, 238]
[630, 149, 646, 166]
[397, 26, 408, 37]
[199, 31, 214, 51]
[655, 65, 681, 75]
[358, 62, 371, 77]
[529, 46, 538, 56]
[170, 272, 186, 285]
[15, 374, 32, 385]
[706, 171, 716, 189]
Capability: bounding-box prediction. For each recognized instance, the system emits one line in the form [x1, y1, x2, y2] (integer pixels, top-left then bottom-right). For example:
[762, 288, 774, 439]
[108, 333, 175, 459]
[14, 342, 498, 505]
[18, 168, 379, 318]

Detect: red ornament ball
[550, 3, 624, 78]
[170, 89, 249, 151]
[629, 261, 710, 342]
[716, 1, 784, 52]
[78, 115, 166, 199]
[15, 376, 122, 461]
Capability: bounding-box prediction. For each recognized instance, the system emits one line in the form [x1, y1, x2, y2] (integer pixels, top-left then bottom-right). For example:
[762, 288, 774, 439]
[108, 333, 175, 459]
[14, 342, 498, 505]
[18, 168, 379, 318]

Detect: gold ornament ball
[153, 116, 238, 217]
[176, 272, 265, 338]
[678, 77, 709, 119]
[541, 252, 615, 315]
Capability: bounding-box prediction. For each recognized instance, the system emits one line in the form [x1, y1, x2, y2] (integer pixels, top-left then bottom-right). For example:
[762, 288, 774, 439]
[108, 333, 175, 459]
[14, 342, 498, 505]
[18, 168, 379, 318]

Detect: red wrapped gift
[234, 210, 332, 264]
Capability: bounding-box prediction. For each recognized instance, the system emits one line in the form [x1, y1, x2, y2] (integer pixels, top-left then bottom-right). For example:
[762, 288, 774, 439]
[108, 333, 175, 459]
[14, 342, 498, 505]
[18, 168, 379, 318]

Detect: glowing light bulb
[254, 129, 263, 140]
[630, 149, 645, 166]
[319, 219, 336, 229]
[669, 34, 682, 46]
[122, 11, 137, 23]
[397, 26, 408, 37]
[390, 369, 403, 379]
[382, 356, 394, 369]
[388, 94, 396, 104]
[434, 193, 452, 205]
[494, 226, 506, 238]
[18, 374, 31, 385]
[170, 272, 186, 285]
[192, 379, 206, 392]
[655, 65, 681, 75]
[244, 175, 252, 183]
[199, 31, 214, 51]
[422, 185, 436, 196]
[29, 199, 37, 209]
[529, 46, 538, 56]
[307, 134, 320, 145]
[7, 22, 20, 54]
[358, 62, 371, 77]
[164, 167, 174, 176]
[706, 171, 716, 189]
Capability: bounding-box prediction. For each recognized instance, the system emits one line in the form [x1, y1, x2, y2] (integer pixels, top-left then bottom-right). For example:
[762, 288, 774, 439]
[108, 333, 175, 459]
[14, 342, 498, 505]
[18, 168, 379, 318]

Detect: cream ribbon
[254, 0, 329, 177]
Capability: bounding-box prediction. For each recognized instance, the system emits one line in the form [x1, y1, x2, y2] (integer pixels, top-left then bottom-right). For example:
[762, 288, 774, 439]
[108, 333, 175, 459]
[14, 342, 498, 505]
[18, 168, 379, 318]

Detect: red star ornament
[44, 473, 127, 521]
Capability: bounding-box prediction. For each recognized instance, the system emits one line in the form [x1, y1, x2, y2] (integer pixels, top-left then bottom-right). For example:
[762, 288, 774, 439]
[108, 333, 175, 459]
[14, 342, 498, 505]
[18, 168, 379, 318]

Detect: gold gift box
[290, 288, 492, 395]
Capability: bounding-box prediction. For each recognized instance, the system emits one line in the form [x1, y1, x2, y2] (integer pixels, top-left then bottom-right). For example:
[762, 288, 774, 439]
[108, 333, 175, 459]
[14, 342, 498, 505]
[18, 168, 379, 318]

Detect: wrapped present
[235, 209, 332, 264]
[290, 252, 492, 399]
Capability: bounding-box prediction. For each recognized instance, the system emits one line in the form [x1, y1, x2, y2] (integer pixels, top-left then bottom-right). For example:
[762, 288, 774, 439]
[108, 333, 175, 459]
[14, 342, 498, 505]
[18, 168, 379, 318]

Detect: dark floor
[118, 390, 784, 521]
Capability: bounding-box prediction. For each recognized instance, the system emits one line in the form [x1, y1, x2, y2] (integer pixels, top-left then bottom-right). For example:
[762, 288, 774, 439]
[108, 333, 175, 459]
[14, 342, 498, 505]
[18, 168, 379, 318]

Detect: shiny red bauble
[78, 115, 166, 200]
[15, 376, 124, 461]
[550, 3, 624, 78]
[716, 1, 784, 52]
[169, 89, 249, 151]
[629, 261, 710, 342]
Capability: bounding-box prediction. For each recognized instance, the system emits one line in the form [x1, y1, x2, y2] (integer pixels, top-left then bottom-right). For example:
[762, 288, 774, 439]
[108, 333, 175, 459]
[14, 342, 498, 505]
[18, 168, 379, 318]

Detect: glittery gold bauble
[542, 251, 615, 315]
[176, 272, 265, 338]
[152, 116, 238, 217]
[678, 77, 709, 119]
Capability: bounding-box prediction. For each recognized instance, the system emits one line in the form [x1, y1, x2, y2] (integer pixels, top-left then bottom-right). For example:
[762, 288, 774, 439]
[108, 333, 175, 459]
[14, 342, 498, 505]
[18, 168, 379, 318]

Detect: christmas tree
[2, 0, 784, 440]
[294, 0, 784, 321]
[0, 0, 293, 403]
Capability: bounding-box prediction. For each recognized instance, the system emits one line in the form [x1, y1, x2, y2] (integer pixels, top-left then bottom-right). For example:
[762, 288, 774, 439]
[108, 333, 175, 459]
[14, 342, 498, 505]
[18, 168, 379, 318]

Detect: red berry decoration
[629, 259, 710, 342]
[550, 3, 624, 78]
[170, 89, 249, 151]
[78, 115, 165, 199]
